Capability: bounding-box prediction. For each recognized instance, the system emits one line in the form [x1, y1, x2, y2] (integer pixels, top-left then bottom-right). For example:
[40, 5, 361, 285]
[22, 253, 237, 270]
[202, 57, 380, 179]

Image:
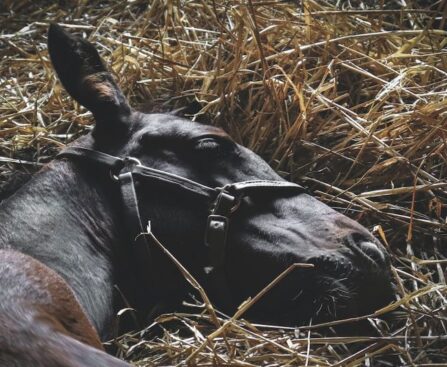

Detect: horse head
[48, 24, 393, 326]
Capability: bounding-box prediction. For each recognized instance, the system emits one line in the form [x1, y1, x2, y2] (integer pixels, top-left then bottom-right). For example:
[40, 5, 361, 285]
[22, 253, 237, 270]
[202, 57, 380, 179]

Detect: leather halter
[57, 146, 305, 308]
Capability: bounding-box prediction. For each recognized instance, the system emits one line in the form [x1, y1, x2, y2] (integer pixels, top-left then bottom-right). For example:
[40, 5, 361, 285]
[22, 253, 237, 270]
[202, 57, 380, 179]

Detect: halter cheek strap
[57, 146, 306, 309]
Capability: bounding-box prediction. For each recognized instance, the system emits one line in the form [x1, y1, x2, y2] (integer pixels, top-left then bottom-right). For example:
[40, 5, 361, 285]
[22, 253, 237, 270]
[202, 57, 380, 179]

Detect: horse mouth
[245, 243, 393, 327]
[305, 253, 394, 321]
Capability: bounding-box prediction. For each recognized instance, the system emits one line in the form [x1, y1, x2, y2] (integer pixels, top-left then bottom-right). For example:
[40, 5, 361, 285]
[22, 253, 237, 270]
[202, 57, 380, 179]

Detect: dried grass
[1, 0, 447, 365]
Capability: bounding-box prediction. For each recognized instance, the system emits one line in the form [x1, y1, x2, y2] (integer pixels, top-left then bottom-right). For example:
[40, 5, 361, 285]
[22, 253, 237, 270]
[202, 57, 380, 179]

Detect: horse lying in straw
[0, 24, 393, 365]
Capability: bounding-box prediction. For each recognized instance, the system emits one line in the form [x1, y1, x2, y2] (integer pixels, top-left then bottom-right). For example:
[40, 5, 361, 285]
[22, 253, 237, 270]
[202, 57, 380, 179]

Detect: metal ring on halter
[110, 156, 142, 181]
[230, 195, 243, 213]
[218, 184, 243, 213]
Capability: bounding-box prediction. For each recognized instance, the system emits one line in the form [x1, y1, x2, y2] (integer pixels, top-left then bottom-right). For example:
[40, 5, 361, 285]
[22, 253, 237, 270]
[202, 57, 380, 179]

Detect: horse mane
[0, 171, 34, 202]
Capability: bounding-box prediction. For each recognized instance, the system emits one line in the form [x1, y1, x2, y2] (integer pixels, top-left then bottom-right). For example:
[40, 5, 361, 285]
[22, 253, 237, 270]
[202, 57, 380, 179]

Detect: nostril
[359, 241, 387, 266]
[344, 233, 388, 269]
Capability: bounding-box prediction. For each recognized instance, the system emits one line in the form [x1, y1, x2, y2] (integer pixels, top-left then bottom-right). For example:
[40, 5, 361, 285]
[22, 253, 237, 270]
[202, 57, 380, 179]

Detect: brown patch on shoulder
[82, 72, 117, 103]
[0, 250, 103, 350]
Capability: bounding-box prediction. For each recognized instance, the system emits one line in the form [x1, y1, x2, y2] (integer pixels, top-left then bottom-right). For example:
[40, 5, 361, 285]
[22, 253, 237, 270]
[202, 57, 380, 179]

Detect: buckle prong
[110, 156, 142, 181]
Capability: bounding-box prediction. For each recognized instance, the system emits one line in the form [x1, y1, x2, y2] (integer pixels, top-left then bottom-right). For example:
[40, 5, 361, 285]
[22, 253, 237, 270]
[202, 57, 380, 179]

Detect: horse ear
[47, 23, 131, 124]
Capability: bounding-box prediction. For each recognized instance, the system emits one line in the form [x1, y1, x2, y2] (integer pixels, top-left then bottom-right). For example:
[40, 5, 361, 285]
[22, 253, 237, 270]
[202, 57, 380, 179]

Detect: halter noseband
[57, 146, 305, 309]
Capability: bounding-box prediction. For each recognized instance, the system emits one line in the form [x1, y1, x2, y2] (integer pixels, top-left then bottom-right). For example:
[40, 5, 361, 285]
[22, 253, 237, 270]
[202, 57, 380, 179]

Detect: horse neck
[0, 158, 120, 254]
[0, 157, 123, 337]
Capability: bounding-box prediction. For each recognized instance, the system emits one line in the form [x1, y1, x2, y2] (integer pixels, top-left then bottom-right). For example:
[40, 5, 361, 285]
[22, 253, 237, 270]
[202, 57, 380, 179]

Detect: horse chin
[309, 261, 392, 317]
[241, 258, 393, 331]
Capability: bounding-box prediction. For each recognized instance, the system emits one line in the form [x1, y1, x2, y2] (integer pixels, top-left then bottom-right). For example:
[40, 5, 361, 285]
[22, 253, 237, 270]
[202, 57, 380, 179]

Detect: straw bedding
[1, 0, 446, 365]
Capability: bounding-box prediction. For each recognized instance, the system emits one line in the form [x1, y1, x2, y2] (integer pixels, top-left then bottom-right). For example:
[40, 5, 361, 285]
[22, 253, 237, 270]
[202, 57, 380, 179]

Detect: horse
[0, 250, 130, 366]
[0, 23, 393, 364]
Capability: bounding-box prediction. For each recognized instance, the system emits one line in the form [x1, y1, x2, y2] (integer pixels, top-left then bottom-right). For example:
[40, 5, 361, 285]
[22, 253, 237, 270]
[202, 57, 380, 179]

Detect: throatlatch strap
[119, 172, 145, 242]
[119, 172, 153, 283]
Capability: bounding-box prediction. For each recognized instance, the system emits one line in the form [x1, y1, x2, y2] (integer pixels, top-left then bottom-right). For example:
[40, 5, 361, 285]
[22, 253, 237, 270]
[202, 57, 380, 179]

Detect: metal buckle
[204, 214, 229, 268]
[110, 156, 142, 181]
[216, 185, 243, 213]
[209, 190, 233, 215]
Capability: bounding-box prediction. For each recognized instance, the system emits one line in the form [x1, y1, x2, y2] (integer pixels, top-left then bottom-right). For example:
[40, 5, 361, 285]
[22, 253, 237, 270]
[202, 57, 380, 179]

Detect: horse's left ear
[47, 23, 131, 124]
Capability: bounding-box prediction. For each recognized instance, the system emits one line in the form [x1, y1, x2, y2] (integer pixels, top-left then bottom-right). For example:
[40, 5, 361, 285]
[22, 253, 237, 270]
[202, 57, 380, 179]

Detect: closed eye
[192, 135, 236, 156]
[195, 137, 220, 151]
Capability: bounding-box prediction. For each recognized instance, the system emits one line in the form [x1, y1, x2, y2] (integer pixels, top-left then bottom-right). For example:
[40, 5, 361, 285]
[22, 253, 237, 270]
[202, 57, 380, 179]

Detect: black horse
[0, 24, 393, 365]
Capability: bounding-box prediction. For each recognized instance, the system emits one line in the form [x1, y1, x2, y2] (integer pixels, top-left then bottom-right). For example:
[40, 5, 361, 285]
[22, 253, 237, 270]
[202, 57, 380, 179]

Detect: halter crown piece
[57, 147, 305, 308]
